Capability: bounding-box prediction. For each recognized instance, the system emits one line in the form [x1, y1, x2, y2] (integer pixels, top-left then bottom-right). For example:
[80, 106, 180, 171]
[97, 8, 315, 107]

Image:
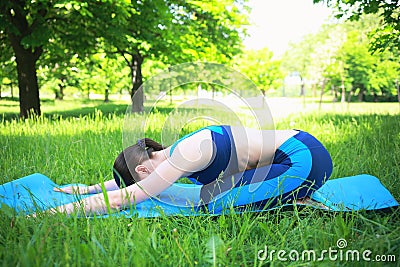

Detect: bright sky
[243, 0, 333, 57]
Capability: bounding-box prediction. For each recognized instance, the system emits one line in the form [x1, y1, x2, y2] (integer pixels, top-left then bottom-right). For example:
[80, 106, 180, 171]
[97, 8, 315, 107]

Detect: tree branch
[117, 48, 133, 67]
[33, 46, 43, 61]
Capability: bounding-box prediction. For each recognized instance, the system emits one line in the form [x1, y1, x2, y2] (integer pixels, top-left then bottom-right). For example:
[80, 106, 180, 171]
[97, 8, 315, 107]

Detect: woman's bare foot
[296, 197, 330, 210]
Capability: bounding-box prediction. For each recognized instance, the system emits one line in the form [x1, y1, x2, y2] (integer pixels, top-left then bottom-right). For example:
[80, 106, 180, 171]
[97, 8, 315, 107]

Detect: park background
[1, 0, 399, 266]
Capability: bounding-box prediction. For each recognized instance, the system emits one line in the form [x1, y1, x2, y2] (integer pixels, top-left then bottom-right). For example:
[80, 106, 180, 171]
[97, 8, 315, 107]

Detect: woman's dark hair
[113, 138, 165, 187]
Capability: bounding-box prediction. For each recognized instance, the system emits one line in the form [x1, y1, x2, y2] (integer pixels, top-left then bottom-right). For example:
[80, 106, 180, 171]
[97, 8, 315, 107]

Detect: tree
[341, 31, 374, 101]
[314, 0, 400, 52]
[369, 52, 400, 100]
[1, 1, 44, 116]
[334, 16, 400, 101]
[37, 53, 80, 100]
[0, 0, 127, 117]
[234, 48, 284, 95]
[101, 0, 249, 112]
[281, 33, 322, 96]
[0, 57, 18, 99]
[281, 14, 400, 102]
[0, 0, 249, 117]
[74, 52, 129, 101]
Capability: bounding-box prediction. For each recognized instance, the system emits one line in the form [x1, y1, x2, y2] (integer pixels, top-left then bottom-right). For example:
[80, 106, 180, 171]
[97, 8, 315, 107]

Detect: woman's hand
[54, 186, 90, 195]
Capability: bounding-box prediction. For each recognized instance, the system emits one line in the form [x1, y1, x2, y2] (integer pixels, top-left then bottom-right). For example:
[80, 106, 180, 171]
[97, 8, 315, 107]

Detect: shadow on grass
[47, 102, 129, 119]
[0, 98, 194, 121]
[0, 101, 127, 121]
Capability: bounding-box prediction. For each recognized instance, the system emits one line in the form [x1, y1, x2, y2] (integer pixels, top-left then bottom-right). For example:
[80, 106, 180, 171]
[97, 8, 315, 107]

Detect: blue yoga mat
[0, 173, 398, 217]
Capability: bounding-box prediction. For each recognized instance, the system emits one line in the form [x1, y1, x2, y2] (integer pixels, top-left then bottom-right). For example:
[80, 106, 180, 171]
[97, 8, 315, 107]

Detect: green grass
[0, 98, 399, 266]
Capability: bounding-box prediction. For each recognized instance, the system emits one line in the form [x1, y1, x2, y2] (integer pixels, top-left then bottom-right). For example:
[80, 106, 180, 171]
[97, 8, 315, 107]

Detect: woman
[54, 125, 332, 215]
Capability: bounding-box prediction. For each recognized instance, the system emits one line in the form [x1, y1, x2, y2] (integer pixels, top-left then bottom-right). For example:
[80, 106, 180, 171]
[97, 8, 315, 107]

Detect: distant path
[266, 97, 400, 120]
[266, 97, 317, 120]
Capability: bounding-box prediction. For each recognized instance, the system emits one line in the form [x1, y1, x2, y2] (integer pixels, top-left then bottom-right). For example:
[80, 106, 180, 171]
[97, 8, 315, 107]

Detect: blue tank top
[169, 125, 237, 185]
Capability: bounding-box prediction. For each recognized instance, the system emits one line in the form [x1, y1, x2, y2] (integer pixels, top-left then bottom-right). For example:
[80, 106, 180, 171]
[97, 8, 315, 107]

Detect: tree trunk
[104, 89, 109, 103]
[212, 84, 216, 100]
[56, 76, 65, 100]
[6, 5, 43, 118]
[300, 81, 305, 96]
[319, 79, 326, 110]
[56, 83, 65, 100]
[396, 79, 399, 106]
[169, 67, 172, 104]
[357, 87, 365, 102]
[347, 87, 353, 103]
[60, 84, 64, 100]
[10, 83, 14, 98]
[15, 51, 41, 117]
[260, 88, 265, 108]
[331, 85, 337, 102]
[130, 54, 144, 113]
[341, 79, 346, 103]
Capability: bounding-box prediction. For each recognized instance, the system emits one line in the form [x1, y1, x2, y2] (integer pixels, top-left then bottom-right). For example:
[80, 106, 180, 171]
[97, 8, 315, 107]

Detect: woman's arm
[54, 179, 119, 194]
[50, 130, 214, 215]
[50, 159, 189, 215]
[87, 179, 120, 193]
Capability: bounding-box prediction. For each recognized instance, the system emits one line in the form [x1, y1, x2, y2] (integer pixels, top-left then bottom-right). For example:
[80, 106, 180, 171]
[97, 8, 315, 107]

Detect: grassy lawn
[0, 97, 399, 266]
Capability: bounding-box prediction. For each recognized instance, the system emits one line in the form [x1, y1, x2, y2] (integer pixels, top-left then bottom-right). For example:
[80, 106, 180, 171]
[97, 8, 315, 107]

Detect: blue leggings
[200, 131, 333, 212]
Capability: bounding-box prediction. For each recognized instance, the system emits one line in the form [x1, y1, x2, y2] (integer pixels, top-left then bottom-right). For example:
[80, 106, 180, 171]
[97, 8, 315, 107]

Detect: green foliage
[281, 15, 400, 101]
[314, 0, 400, 52]
[234, 48, 284, 95]
[369, 53, 400, 97]
[0, 56, 17, 94]
[0, 0, 250, 115]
